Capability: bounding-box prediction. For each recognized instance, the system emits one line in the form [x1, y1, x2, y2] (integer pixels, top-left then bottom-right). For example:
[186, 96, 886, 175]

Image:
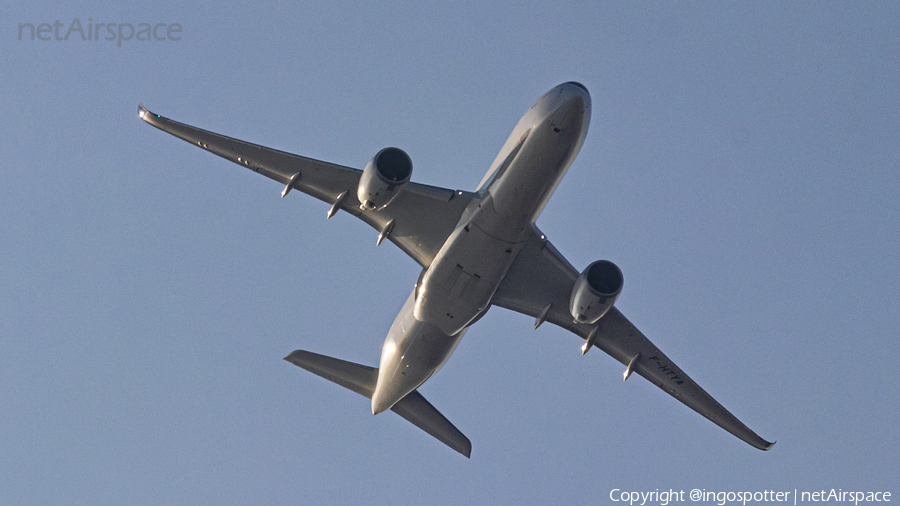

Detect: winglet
[137, 103, 154, 121]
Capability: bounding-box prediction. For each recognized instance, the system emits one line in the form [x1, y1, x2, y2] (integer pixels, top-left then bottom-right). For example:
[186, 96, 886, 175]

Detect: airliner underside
[138, 82, 773, 457]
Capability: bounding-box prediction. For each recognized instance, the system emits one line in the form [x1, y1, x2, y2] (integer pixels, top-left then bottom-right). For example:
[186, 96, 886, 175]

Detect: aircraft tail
[284, 350, 472, 458]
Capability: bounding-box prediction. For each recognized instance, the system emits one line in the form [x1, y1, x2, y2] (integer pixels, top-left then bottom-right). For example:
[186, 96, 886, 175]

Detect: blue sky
[2, 2, 898, 504]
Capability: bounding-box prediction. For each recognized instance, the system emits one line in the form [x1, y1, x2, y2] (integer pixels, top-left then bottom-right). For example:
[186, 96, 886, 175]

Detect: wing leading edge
[137, 104, 474, 267]
[492, 224, 774, 451]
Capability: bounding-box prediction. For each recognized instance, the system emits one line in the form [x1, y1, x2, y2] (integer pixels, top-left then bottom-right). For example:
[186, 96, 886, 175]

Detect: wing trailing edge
[284, 350, 472, 458]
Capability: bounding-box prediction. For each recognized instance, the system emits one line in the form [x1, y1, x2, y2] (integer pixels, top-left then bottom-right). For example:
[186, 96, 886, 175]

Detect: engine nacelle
[357, 147, 412, 211]
[569, 260, 623, 324]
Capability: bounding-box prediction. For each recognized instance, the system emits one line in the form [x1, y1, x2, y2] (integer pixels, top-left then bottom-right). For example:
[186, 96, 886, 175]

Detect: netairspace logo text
[18, 18, 181, 47]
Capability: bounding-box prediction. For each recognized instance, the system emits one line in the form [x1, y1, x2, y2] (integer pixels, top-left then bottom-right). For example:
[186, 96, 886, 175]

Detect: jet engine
[569, 260, 623, 324]
[357, 147, 412, 210]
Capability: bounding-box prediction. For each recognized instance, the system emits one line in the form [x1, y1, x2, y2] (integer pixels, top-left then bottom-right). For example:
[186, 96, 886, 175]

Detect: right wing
[492, 224, 774, 450]
[138, 104, 474, 267]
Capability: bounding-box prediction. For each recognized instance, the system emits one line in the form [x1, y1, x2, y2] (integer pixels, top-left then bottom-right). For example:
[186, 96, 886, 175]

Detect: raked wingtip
[137, 103, 156, 122]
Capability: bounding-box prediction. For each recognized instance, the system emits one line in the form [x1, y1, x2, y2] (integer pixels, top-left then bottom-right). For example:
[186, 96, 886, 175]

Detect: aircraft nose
[563, 81, 588, 93]
[548, 84, 589, 133]
[561, 81, 590, 109]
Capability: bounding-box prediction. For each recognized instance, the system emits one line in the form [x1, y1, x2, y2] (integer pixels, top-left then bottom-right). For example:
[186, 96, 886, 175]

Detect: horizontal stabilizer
[390, 390, 472, 457]
[284, 350, 472, 458]
[285, 350, 377, 397]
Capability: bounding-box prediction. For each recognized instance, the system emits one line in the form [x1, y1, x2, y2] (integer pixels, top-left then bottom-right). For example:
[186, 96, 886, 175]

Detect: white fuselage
[371, 82, 591, 414]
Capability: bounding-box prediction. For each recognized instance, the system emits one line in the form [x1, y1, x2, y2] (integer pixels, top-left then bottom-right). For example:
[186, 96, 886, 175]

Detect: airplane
[138, 82, 774, 457]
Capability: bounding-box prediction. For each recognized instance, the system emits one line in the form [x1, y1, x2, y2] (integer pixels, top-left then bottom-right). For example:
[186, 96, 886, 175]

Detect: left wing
[491, 224, 774, 450]
[138, 104, 474, 267]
